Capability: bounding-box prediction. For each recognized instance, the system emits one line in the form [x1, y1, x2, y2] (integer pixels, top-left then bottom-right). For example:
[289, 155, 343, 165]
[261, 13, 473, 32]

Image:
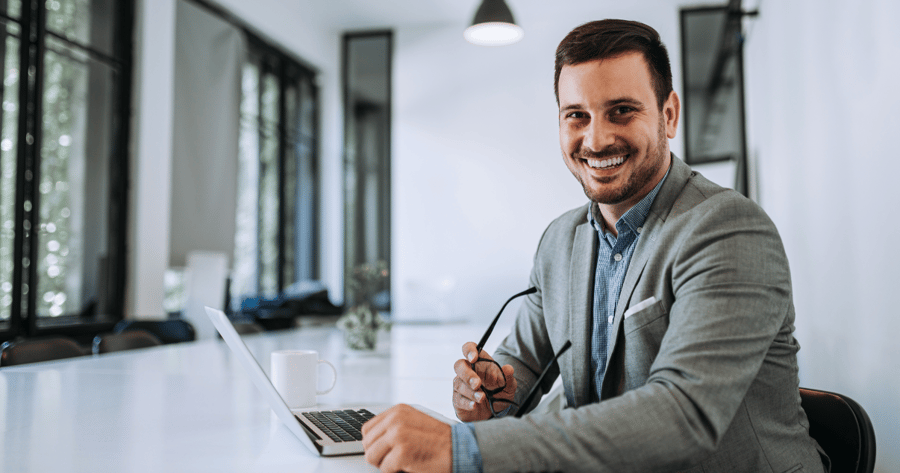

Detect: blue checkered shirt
[588, 171, 667, 399]
[451, 171, 669, 473]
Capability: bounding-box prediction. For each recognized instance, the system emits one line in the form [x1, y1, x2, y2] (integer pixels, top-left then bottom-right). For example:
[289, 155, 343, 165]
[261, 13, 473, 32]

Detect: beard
[570, 115, 668, 205]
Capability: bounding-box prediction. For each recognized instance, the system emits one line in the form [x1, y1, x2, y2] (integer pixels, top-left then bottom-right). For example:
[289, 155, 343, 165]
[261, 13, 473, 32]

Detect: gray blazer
[470, 157, 827, 473]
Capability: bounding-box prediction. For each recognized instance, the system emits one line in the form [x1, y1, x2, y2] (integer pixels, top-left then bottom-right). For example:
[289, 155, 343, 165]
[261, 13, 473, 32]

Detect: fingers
[453, 357, 481, 391]
[453, 376, 484, 407]
[362, 430, 391, 470]
[361, 411, 391, 468]
[461, 341, 479, 363]
[362, 404, 453, 473]
[501, 364, 517, 397]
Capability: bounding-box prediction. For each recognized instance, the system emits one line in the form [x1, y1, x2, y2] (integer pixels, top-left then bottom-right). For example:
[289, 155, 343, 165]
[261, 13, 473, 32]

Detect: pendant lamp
[464, 0, 524, 46]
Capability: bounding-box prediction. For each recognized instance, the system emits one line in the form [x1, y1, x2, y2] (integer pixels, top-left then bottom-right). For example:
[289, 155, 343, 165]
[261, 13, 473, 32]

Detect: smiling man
[362, 20, 827, 473]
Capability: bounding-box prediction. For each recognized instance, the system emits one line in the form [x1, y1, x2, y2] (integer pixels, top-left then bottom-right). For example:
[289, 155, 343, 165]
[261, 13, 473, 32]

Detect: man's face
[557, 52, 679, 212]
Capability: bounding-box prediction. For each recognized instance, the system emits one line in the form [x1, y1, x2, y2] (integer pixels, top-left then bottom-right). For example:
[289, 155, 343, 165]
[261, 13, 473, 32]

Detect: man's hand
[453, 341, 517, 422]
[361, 404, 452, 473]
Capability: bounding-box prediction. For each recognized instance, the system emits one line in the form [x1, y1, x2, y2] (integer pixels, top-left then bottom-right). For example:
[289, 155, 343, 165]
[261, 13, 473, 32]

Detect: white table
[0, 322, 505, 472]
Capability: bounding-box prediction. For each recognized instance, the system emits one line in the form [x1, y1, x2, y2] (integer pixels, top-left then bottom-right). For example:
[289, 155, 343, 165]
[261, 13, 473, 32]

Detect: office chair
[800, 387, 876, 473]
[113, 319, 196, 344]
[232, 321, 265, 335]
[92, 330, 163, 354]
[0, 336, 87, 367]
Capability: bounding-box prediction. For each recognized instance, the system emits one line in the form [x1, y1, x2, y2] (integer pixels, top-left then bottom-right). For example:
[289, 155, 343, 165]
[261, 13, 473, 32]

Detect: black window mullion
[306, 74, 320, 280]
[43, 29, 121, 69]
[25, 0, 46, 335]
[11, 0, 40, 337]
[105, 0, 135, 321]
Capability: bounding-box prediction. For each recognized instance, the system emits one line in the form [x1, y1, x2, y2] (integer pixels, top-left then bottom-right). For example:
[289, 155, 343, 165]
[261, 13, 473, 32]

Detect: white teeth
[587, 155, 626, 169]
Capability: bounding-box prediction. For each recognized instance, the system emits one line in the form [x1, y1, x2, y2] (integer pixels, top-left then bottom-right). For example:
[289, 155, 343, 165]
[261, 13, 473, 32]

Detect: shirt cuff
[451, 422, 484, 473]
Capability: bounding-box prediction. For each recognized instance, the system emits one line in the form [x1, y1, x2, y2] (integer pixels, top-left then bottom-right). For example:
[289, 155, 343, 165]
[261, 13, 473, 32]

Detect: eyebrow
[559, 97, 646, 113]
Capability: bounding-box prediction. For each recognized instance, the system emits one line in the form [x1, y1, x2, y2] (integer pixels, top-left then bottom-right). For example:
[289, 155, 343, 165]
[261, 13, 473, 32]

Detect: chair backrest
[231, 321, 265, 335]
[92, 330, 163, 354]
[113, 319, 196, 344]
[800, 387, 876, 473]
[0, 336, 86, 367]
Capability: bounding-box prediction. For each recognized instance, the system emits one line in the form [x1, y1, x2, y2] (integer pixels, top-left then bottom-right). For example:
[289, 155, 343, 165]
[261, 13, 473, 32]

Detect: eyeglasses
[474, 287, 572, 418]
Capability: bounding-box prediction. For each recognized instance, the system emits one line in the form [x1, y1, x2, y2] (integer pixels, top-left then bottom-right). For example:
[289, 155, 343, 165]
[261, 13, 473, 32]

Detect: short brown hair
[554, 19, 673, 109]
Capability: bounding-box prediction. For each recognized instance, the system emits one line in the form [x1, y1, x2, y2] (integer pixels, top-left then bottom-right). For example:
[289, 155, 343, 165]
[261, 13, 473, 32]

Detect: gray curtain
[169, 0, 244, 267]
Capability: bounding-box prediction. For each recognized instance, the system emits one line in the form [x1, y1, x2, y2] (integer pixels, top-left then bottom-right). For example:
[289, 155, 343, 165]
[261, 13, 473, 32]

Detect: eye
[612, 106, 635, 115]
[565, 111, 588, 119]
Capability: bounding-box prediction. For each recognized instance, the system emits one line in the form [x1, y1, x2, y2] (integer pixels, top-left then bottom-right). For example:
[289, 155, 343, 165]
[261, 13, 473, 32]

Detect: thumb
[502, 364, 515, 383]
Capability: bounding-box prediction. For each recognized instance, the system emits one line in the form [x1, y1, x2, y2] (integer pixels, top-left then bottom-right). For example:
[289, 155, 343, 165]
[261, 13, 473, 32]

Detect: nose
[583, 118, 616, 152]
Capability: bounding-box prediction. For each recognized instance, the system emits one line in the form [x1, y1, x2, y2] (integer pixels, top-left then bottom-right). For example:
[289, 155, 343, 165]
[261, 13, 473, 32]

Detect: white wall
[744, 0, 900, 469]
[392, 1, 685, 321]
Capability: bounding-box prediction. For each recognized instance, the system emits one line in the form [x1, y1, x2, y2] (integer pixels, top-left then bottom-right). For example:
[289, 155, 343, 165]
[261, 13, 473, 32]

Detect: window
[680, 2, 751, 196]
[0, 0, 133, 341]
[230, 37, 319, 304]
[343, 31, 391, 309]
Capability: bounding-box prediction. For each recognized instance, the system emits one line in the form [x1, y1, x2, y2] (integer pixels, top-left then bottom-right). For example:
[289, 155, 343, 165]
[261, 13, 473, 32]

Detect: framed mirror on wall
[343, 31, 392, 310]
[680, 1, 752, 196]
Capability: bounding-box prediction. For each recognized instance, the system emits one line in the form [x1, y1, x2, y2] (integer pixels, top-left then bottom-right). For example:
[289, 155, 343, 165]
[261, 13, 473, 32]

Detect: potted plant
[337, 261, 390, 350]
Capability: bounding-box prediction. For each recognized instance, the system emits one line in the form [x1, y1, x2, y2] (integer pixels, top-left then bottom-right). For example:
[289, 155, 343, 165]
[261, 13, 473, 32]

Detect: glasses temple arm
[513, 340, 572, 418]
[476, 287, 537, 352]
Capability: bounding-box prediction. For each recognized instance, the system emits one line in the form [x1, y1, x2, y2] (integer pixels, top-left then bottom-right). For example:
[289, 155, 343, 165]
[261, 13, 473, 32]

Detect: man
[362, 19, 827, 473]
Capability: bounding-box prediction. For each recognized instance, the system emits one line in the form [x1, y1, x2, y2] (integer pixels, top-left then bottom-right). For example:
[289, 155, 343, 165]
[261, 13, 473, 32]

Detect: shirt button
[636, 227, 643, 233]
[608, 316, 614, 324]
[614, 253, 623, 262]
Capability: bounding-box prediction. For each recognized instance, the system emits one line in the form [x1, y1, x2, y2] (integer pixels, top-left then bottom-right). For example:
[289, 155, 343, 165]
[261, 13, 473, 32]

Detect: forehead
[557, 52, 655, 106]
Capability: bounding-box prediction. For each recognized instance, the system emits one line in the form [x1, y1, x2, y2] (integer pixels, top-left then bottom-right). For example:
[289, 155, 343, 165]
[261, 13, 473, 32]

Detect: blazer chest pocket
[621, 299, 668, 383]
[623, 299, 667, 335]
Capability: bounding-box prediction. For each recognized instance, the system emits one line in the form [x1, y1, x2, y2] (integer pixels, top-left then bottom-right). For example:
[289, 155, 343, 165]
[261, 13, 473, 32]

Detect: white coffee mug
[270, 350, 337, 409]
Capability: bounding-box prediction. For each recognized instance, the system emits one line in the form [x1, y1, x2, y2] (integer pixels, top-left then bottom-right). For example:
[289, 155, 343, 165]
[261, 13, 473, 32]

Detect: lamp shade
[464, 0, 524, 46]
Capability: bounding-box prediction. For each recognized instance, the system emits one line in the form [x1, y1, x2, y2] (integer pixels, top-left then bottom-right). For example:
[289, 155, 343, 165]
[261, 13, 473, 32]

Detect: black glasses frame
[473, 287, 572, 418]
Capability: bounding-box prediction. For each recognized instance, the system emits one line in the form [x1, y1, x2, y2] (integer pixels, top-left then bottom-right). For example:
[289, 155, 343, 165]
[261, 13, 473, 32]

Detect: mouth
[584, 154, 628, 170]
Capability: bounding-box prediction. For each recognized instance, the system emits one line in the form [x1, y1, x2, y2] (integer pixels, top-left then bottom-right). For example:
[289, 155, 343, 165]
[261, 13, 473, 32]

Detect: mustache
[574, 144, 634, 160]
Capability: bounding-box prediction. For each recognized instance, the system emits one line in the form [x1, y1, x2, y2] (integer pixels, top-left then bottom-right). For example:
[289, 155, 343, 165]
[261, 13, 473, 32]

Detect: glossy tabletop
[0, 321, 504, 472]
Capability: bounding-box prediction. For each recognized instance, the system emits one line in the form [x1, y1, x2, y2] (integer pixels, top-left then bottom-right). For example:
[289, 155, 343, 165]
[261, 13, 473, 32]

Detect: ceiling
[308, 0, 690, 32]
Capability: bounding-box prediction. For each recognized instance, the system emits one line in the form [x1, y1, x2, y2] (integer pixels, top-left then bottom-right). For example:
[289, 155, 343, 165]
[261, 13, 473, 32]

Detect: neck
[596, 153, 671, 236]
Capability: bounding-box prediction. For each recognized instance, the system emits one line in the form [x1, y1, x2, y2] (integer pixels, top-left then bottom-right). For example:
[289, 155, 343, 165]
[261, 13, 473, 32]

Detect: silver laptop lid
[204, 306, 322, 454]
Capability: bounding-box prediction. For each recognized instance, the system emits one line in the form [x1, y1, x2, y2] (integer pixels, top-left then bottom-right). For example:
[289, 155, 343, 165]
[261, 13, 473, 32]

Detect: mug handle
[316, 359, 337, 395]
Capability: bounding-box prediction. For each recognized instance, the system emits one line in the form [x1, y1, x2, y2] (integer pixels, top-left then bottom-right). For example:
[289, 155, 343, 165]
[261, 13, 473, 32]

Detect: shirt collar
[587, 165, 671, 236]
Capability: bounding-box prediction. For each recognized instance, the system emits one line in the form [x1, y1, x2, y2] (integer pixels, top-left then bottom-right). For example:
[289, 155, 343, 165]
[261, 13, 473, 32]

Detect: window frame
[679, 1, 751, 196]
[243, 36, 321, 296]
[186, 0, 322, 308]
[341, 30, 392, 309]
[0, 0, 134, 342]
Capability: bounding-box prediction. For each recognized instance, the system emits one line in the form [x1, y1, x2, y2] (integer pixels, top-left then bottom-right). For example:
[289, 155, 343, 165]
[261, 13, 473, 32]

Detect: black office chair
[800, 387, 876, 473]
[232, 321, 265, 335]
[113, 319, 196, 344]
[0, 336, 87, 367]
[92, 330, 163, 354]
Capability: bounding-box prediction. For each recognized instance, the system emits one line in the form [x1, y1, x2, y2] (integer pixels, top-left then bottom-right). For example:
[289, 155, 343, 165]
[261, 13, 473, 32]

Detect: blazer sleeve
[469, 193, 796, 473]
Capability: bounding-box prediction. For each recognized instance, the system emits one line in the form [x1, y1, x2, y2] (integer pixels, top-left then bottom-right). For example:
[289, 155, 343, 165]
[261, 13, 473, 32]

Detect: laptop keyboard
[300, 409, 376, 443]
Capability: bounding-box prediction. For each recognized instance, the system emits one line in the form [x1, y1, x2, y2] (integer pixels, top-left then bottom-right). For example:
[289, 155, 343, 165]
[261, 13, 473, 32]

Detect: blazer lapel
[604, 157, 692, 373]
[569, 216, 597, 407]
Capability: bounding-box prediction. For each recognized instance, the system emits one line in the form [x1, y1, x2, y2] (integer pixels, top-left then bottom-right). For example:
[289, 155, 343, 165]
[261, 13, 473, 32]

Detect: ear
[663, 91, 680, 139]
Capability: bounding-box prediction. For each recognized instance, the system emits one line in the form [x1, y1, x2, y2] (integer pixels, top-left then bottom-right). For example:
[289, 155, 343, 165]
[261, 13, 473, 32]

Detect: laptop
[204, 306, 454, 456]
